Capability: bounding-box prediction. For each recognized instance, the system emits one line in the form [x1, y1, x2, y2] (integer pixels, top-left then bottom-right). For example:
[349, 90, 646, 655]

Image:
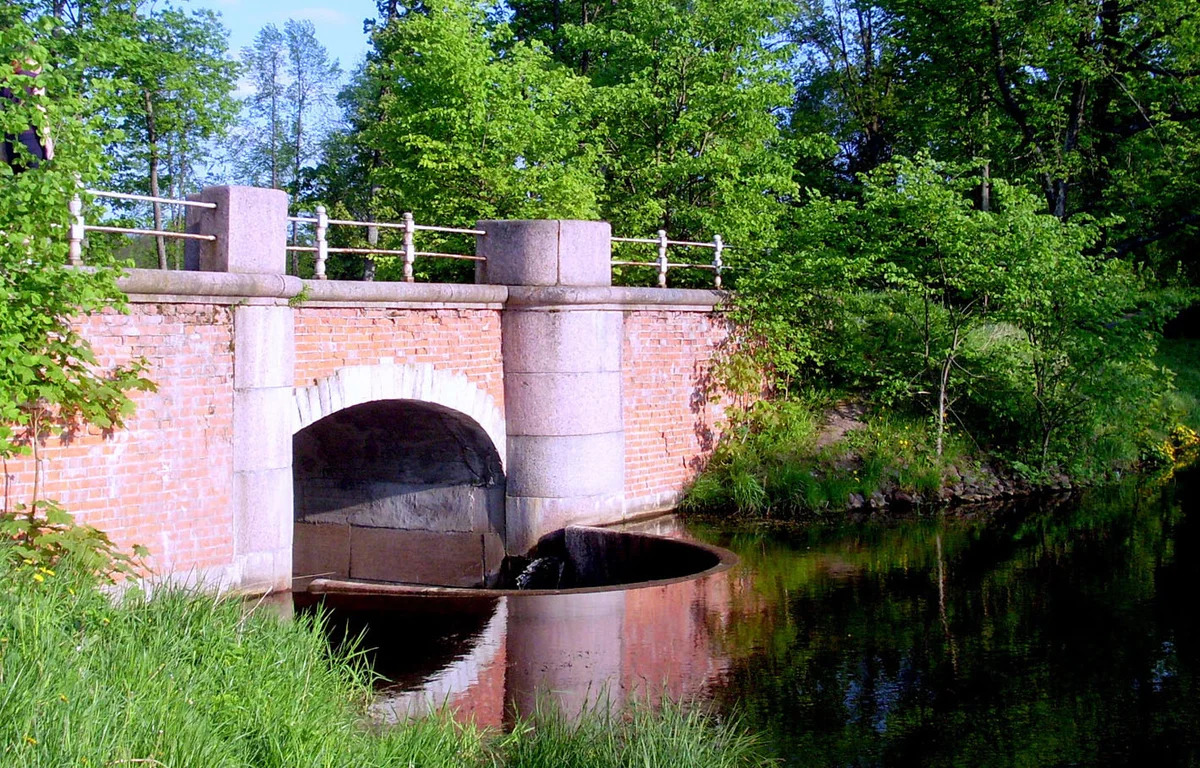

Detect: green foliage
[501, 701, 769, 768]
[684, 398, 971, 516]
[1157, 338, 1200, 432]
[318, 0, 599, 282]
[1, 22, 156, 477]
[548, 0, 800, 253]
[728, 155, 1181, 481]
[0, 500, 146, 584]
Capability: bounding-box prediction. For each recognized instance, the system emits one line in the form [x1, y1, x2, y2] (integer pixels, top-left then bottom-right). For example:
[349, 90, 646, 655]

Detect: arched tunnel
[291, 399, 506, 588]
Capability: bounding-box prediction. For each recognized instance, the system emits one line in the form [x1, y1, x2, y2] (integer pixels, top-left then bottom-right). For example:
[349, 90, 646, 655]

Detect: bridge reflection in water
[298, 520, 737, 727]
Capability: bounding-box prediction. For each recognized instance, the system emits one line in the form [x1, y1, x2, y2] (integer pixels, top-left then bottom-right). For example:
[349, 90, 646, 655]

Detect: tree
[318, 0, 599, 280]
[103, 6, 239, 268]
[880, 0, 1200, 266]
[787, 0, 902, 181]
[283, 19, 341, 206]
[1, 19, 153, 554]
[239, 24, 288, 189]
[515, 0, 799, 252]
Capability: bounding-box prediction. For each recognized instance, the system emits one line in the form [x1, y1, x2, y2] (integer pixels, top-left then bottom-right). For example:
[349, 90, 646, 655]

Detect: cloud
[285, 7, 349, 25]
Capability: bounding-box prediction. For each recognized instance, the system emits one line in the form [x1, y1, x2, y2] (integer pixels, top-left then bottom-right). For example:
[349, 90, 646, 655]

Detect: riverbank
[682, 379, 1200, 519]
[0, 557, 769, 768]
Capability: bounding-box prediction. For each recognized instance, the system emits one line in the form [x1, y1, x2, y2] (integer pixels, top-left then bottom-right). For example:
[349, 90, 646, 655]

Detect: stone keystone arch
[292, 362, 506, 469]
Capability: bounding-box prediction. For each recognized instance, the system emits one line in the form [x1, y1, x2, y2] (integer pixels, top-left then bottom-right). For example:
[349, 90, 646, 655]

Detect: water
[306, 468, 1199, 766]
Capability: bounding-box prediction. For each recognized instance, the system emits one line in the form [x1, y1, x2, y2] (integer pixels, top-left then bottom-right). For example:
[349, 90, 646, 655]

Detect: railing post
[314, 205, 328, 280]
[403, 212, 416, 283]
[67, 194, 84, 266]
[657, 229, 668, 288]
[713, 234, 724, 290]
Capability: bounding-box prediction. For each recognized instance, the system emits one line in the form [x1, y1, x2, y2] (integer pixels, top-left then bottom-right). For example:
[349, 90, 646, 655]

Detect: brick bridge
[5, 188, 731, 594]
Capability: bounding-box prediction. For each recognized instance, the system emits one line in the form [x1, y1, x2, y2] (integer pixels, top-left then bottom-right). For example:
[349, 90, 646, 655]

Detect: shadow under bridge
[292, 399, 506, 589]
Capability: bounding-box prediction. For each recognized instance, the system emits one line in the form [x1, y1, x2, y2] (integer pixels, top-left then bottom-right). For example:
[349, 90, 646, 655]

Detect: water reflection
[306, 566, 735, 728]
[305, 469, 1198, 765]
[702, 470, 1199, 766]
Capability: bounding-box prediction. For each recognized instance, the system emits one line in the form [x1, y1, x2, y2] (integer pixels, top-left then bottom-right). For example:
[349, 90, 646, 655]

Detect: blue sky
[187, 0, 380, 75]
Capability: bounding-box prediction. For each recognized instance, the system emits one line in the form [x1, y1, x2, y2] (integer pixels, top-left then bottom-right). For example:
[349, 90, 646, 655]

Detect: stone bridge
[4, 188, 731, 594]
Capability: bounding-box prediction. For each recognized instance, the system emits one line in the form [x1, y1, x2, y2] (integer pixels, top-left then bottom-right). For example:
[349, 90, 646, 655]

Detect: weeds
[682, 400, 974, 517]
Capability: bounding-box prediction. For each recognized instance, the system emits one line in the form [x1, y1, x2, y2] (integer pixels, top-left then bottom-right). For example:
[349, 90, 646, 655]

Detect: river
[311, 467, 1199, 766]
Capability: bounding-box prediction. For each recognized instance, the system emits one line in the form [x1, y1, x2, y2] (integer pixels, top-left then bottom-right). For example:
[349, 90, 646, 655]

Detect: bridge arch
[292, 362, 506, 468]
[291, 363, 507, 587]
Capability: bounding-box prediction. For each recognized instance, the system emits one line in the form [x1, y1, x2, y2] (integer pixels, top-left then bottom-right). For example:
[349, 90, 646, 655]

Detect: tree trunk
[144, 89, 167, 270]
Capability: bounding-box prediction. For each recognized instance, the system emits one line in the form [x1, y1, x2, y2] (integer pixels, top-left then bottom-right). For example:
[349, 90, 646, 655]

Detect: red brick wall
[293, 307, 505, 410]
[622, 310, 730, 512]
[3, 304, 236, 577]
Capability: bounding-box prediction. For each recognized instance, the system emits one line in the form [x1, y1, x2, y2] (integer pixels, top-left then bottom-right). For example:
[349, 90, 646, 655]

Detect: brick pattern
[622, 310, 730, 509]
[1, 301, 723, 583]
[293, 307, 505, 410]
[3, 304, 236, 576]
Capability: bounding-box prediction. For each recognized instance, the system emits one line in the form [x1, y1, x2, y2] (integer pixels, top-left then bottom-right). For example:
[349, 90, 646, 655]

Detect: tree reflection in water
[700, 470, 1199, 767]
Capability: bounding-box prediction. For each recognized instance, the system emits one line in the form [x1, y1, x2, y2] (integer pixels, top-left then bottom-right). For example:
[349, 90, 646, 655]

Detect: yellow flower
[24, 736, 37, 746]
[32, 573, 44, 583]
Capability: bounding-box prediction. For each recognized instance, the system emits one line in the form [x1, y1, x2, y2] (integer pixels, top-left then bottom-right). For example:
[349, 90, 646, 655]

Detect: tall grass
[1159, 338, 1200, 431]
[501, 702, 768, 768]
[0, 559, 771, 767]
[682, 400, 973, 517]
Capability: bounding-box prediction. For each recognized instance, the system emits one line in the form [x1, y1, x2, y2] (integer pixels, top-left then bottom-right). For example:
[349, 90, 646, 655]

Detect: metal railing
[68, 190, 217, 266]
[287, 207, 485, 281]
[611, 230, 725, 288]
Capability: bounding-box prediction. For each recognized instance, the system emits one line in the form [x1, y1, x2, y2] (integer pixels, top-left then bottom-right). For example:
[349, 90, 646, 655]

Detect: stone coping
[116, 269, 725, 311]
[506, 285, 727, 311]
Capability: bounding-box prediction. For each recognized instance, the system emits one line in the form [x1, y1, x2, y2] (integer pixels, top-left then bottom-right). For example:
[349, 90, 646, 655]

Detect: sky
[186, 0, 380, 75]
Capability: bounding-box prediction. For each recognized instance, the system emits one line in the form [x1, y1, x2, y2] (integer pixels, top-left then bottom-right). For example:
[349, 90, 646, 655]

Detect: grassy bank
[684, 376, 1200, 519]
[1160, 337, 1200, 432]
[682, 400, 980, 518]
[0, 560, 768, 768]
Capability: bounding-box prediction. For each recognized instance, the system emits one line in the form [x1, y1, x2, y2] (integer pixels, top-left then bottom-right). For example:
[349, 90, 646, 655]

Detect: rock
[869, 491, 887, 509]
[848, 493, 866, 509]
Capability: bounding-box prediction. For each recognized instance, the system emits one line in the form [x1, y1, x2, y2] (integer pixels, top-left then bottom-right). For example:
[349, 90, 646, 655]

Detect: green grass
[1159, 338, 1200, 431]
[0, 560, 771, 768]
[682, 400, 974, 517]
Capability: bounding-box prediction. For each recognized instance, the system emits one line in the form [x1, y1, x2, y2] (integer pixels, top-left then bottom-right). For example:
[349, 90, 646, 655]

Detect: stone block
[233, 305, 295, 389]
[557, 220, 613, 287]
[504, 492, 626, 555]
[483, 530, 505, 582]
[477, 220, 612, 287]
[236, 550, 290, 594]
[293, 521, 351, 581]
[351, 483, 494, 533]
[349, 527, 487, 587]
[504, 371, 623, 436]
[233, 467, 293, 553]
[505, 432, 625, 498]
[501, 310, 623, 374]
[185, 186, 288, 274]
[477, 220, 562, 286]
[232, 386, 293, 472]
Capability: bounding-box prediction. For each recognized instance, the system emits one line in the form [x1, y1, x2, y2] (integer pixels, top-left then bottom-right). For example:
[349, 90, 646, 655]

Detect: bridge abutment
[478, 220, 625, 554]
[187, 186, 296, 592]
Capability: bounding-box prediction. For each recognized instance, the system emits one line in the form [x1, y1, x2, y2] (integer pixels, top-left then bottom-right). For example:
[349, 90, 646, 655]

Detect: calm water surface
[314, 468, 1199, 767]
